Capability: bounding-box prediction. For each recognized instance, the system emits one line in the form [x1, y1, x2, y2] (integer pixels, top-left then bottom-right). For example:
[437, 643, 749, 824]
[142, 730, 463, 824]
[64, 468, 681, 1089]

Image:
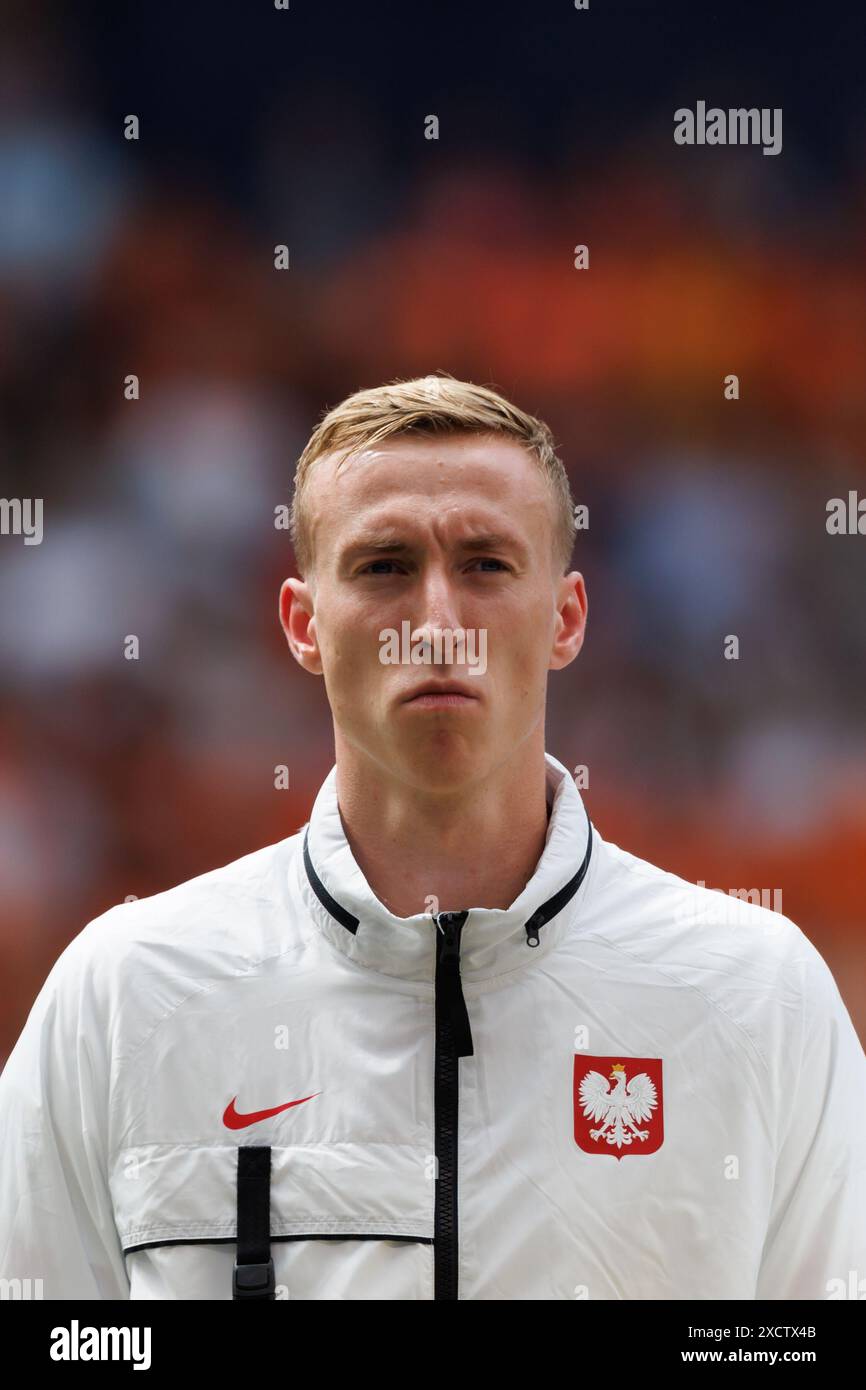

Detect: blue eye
[361, 560, 400, 574]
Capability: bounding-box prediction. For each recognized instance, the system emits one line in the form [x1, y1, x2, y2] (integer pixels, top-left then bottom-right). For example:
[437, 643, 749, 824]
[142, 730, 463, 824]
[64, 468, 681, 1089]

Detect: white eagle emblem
[578, 1063, 658, 1148]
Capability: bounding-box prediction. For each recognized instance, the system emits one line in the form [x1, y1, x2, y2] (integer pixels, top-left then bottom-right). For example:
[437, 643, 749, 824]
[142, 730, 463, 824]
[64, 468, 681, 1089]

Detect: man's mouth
[401, 680, 480, 707]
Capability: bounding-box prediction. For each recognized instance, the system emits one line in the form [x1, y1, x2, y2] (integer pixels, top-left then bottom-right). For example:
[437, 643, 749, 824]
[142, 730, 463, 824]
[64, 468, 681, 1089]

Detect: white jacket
[1, 751, 865, 1301]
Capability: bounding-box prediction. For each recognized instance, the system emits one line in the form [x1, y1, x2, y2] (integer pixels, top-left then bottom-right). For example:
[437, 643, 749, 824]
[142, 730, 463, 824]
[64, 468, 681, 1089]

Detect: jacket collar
[296, 751, 593, 983]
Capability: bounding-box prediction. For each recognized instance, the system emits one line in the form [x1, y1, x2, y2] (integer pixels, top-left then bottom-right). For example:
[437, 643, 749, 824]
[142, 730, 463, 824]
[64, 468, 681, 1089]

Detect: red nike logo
[222, 1093, 320, 1130]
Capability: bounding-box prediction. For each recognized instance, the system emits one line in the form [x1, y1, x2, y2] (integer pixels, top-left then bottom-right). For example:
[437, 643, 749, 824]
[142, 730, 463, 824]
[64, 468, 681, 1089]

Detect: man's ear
[549, 571, 587, 672]
[279, 577, 323, 675]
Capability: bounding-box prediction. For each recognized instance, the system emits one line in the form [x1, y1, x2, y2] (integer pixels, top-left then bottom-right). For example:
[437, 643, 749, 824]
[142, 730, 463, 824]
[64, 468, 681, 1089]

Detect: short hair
[290, 372, 576, 578]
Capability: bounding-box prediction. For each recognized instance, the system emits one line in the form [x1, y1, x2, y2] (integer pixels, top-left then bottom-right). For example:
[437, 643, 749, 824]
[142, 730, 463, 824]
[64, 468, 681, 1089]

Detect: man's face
[280, 432, 586, 791]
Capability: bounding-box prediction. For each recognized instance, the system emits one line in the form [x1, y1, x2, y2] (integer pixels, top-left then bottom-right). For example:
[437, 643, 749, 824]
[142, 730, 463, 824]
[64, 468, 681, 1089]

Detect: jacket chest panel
[455, 980, 772, 1297]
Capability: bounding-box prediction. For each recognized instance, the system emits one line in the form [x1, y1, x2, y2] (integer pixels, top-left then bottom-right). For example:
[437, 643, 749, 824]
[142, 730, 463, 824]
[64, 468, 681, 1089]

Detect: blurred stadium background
[1, 0, 865, 1059]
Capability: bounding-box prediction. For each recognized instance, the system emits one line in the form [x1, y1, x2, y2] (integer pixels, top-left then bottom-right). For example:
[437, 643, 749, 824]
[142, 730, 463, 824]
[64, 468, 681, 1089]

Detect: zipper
[523, 816, 594, 947]
[433, 909, 473, 1300]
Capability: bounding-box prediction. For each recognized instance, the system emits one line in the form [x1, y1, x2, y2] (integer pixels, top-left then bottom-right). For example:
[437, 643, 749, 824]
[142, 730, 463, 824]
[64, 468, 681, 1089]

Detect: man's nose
[411, 570, 463, 649]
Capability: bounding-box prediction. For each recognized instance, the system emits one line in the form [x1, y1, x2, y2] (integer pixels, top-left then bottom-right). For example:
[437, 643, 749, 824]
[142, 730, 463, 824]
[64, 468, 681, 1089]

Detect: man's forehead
[313, 434, 540, 487]
[308, 437, 548, 520]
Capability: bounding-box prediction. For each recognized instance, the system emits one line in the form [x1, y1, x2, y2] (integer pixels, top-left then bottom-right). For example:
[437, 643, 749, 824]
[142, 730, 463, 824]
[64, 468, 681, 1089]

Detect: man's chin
[388, 727, 489, 792]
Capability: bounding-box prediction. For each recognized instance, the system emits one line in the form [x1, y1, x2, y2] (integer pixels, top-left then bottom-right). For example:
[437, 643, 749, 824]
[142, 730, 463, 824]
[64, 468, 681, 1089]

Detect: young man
[1, 374, 865, 1300]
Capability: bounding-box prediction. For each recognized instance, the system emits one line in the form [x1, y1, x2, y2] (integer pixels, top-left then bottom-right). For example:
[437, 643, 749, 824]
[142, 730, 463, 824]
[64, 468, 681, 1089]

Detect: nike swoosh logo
[222, 1093, 320, 1130]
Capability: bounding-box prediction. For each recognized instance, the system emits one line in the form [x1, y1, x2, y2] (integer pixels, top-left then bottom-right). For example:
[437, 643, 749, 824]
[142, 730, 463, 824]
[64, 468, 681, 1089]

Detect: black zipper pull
[435, 911, 474, 1057]
[524, 910, 544, 947]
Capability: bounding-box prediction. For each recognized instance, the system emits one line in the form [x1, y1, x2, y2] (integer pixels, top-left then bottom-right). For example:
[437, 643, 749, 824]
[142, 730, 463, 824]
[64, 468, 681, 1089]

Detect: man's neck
[333, 740, 552, 918]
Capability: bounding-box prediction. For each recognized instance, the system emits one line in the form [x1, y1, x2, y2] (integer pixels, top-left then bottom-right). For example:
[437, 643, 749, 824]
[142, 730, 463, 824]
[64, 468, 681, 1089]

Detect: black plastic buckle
[233, 1256, 276, 1299]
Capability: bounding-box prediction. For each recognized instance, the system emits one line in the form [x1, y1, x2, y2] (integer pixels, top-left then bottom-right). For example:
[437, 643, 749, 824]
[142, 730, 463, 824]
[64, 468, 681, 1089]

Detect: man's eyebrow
[339, 531, 526, 560]
[459, 533, 524, 553]
[339, 534, 414, 558]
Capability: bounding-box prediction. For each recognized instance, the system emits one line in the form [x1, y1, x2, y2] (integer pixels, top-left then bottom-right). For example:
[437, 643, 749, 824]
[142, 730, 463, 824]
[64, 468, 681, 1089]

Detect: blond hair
[290, 372, 576, 577]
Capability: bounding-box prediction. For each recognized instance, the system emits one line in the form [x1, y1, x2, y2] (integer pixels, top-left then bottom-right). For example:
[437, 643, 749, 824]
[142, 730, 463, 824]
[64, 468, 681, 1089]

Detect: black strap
[233, 1146, 275, 1300]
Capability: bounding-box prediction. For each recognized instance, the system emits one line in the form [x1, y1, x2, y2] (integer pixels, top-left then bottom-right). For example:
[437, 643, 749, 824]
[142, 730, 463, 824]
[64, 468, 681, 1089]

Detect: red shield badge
[574, 1055, 664, 1159]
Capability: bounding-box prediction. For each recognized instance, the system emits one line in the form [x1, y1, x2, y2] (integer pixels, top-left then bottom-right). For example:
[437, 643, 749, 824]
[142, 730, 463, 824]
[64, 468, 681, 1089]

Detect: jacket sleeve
[0, 922, 130, 1300]
[756, 935, 866, 1299]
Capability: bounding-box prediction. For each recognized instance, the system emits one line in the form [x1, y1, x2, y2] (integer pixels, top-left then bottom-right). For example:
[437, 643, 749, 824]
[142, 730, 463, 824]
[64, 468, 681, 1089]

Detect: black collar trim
[303, 827, 360, 934]
[523, 812, 593, 945]
[302, 808, 593, 945]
